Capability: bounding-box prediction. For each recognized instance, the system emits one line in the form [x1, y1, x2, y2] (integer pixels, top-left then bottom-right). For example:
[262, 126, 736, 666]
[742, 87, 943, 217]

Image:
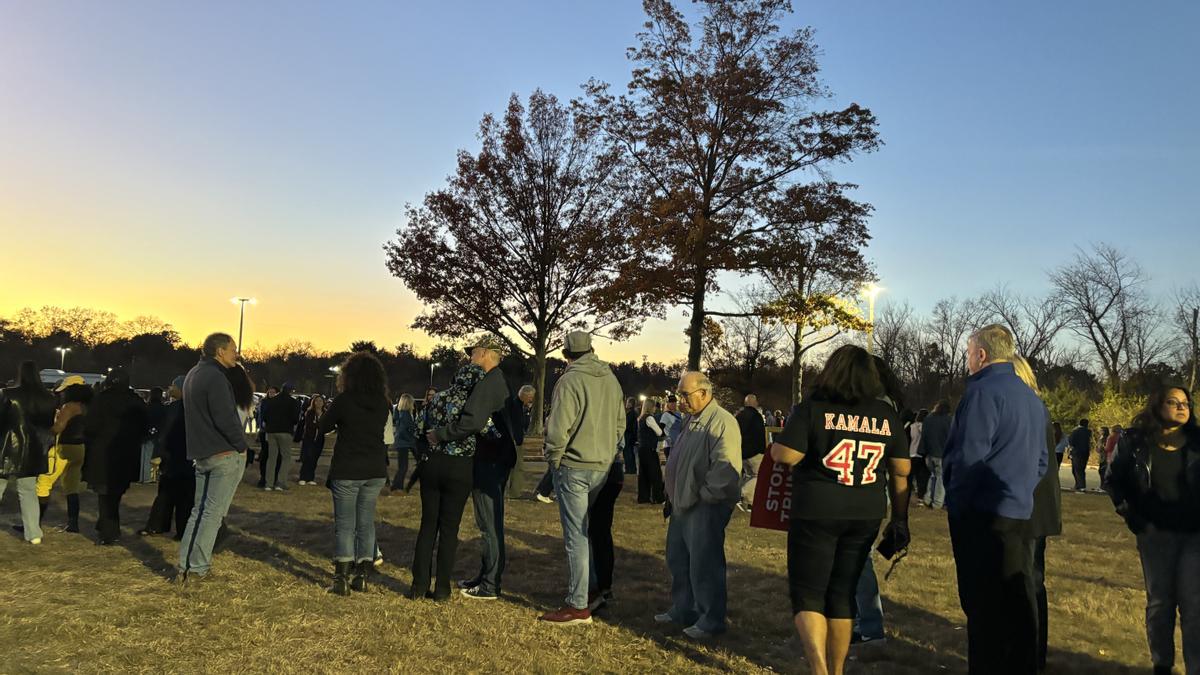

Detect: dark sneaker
[587, 590, 611, 612]
[461, 587, 498, 600]
[459, 578, 481, 590]
[539, 606, 592, 625]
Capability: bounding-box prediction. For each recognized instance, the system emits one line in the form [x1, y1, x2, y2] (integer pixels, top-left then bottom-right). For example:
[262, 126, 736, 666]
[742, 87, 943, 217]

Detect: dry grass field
[0, 448, 1175, 674]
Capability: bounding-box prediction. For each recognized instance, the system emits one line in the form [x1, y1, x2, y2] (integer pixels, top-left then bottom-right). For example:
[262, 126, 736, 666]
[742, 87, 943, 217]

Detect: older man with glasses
[655, 371, 743, 640]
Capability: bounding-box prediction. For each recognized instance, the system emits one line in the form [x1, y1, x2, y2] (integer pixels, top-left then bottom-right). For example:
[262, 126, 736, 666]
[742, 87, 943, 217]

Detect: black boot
[328, 561, 352, 596]
[350, 560, 370, 592]
[38, 496, 49, 521]
[65, 494, 80, 533]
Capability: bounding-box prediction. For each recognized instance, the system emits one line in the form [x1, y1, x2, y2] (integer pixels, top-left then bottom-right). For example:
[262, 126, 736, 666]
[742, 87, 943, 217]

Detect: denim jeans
[1136, 526, 1200, 673]
[925, 456, 945, 508]
[470, 461, 511, 594]
[740, 454, 762, 505]
[331, 477, 385, 562]
[139, 440, 155, 483]
[391, 446, 413, 490]
[178, 451, 246, 576]
[553, 463, 611, 609]
[1, 476, 43, 541]
[854, 554, 885, 640]
[666, 501, 734, 634]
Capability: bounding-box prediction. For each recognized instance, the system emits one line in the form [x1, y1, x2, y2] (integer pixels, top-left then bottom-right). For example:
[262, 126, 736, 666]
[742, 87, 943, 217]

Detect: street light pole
[429, 362, 436, 387]
[55, 346, 71, 370]
[862, 284, 885, 355]
[231, 297, 256, 354]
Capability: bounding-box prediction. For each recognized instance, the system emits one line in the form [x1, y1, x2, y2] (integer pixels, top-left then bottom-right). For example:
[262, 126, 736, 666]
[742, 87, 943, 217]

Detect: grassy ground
[0, 448, 1174, 674]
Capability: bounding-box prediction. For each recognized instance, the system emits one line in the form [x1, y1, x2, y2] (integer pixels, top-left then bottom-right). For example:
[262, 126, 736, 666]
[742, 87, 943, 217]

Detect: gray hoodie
[544, 353, 624, 471]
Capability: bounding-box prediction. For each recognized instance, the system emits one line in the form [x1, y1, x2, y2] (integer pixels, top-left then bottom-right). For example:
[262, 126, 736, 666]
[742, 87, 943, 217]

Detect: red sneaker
[538, 605, 592, 625]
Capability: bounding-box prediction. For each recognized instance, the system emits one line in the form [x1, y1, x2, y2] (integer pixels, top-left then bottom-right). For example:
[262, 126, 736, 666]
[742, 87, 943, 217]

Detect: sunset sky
[2, 1, 1197, 364]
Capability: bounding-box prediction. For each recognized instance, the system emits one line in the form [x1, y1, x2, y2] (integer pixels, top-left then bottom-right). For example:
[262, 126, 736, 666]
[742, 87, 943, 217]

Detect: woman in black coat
[83, 368, 148, 545]
[0, 361, 56, 544]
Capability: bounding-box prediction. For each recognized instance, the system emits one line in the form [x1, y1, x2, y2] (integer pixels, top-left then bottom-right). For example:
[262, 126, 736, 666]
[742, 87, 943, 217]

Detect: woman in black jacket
[297, 394, 328, 486]
[83, 367, 149, 545]
[635, 398, 664, 504]
[1108, 384, 1200, 675]
[140, 376, 193, 539]
[0, 361, 56, 544]
[319, 352, 390, 596]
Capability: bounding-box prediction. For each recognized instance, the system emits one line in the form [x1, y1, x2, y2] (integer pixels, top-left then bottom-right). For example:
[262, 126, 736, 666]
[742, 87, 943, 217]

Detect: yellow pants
[37, 443, 85, 497]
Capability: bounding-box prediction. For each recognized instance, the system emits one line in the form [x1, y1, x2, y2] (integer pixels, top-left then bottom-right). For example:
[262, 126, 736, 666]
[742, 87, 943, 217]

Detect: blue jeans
[666, 501, 734, 634]
[854, 554, 885, 640]
[553, 463, 611, 609]
[331, 478, 385, 562]
[1136, 527, 1200, 672]
[925, 456, 945, 508]
[471, 461, 511, 593]
[0, 476, 42, 541]
[139, 441, 155, 483]
[178, 451, 246, 576]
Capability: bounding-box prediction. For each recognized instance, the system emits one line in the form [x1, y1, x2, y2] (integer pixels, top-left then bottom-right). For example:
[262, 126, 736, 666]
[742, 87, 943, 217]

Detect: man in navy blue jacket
[943, 324, 1048, 675]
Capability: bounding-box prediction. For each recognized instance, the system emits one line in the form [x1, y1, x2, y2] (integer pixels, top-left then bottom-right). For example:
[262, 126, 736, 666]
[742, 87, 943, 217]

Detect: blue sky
[1, 1, 1196, 362]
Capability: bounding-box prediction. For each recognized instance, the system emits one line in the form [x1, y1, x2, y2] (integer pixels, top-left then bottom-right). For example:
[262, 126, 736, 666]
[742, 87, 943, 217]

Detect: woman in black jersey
[770, 345, 911, 675]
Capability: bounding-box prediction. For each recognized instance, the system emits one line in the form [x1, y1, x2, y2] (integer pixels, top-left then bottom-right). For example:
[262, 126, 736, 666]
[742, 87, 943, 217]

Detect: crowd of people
[2, 324, 1198, 674]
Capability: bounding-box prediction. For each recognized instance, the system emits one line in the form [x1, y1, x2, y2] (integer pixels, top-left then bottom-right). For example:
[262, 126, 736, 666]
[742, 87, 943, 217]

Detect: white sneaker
[654, 613, 675, 624]
[536, 494, 553, 504]
[29, 537, 42, 545]
[683, 625, 713, 640]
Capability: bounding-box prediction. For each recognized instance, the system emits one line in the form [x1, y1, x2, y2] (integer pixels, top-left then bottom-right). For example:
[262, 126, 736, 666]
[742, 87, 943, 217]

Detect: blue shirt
[942, 362, 1049, 520]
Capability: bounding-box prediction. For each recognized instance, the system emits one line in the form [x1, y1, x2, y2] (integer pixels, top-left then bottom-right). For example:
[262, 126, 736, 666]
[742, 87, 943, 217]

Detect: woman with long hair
[390, 394, 416, 491]
[297, 394, 328, 486]
[319, 351, 390, 595]
[1109, 384, 1200, 675]
[770, 345, 911, 675]
[1, 361, 57, 544]
[636, 398, 665, 504]
[1010, 355, 1063, 672]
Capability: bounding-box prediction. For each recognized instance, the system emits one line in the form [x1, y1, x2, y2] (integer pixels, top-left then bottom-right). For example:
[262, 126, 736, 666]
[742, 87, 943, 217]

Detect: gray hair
[518, 385, 536, 398]
[202, 332, 235, 358]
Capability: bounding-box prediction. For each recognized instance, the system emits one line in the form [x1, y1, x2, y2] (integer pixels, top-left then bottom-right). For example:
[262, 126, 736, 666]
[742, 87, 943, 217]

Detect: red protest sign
[750, 450, 793, 531]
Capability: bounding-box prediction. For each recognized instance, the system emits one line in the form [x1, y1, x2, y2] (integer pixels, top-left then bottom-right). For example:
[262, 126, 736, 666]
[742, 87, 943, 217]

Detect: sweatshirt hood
[565, 352, 613, 378]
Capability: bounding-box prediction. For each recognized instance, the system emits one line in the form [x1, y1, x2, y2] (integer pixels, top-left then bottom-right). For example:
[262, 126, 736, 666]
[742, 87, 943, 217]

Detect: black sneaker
[461, 587, 498, 600]
[459, 578, 481, 590]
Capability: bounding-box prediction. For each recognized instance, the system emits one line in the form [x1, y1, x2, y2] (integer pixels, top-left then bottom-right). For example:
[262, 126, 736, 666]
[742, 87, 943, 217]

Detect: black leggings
[588, 462, 625, 593]
[145, 475, 195, 536]
[636, 445, 664, 504]
[95, 490, 126, 543]
[787, 517, 881, 618]
[411, 452, 474, 596]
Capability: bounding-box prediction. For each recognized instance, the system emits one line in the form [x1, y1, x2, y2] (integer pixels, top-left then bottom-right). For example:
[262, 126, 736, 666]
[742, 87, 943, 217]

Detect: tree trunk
[1189, 308, 1199, 394]
[529, 346, 548, 436]
[686, 269, 706, 371]
[789, 320, 810, 406]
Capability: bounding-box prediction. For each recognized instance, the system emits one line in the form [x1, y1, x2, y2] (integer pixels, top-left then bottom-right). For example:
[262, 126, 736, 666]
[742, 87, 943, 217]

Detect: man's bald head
[744, 393, 758, 408]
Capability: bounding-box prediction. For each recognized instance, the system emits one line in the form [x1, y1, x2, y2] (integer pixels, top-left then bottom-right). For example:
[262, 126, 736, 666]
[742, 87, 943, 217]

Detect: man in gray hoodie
[537, 331, 624, 625]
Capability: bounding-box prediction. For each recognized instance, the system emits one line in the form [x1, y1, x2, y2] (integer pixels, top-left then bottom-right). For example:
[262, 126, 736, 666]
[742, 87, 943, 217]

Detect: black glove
[877, 519, 910, 560]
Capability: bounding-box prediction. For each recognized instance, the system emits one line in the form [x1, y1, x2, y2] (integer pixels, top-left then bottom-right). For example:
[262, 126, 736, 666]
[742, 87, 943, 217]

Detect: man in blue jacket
[942, 324, 1048, 674]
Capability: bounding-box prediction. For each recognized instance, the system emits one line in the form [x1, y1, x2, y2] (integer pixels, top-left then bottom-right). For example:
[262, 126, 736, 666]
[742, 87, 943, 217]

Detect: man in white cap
[538, 331, 625, 625]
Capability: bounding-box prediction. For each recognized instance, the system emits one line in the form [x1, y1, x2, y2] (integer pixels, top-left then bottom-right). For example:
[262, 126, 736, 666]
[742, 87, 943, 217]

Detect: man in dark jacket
[734, 394, 765, 513]
[259, 383, 300, 491]
[920, 400, 953, 509]
[83, 367, 149, 545]
[942, 325, 1048, 674]
[1068, 419, 1091, 492]
[177, 333, 249, 583]
[623, 397, 638, 474]
[462, 382, 525, 600]
[141, 376, 193, 539]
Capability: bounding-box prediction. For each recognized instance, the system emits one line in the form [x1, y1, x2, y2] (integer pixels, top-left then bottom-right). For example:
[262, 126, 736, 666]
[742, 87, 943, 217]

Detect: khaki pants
[36, 443, 86, 497]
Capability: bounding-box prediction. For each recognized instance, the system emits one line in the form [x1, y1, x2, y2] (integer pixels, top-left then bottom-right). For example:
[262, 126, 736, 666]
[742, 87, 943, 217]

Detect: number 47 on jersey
[822, 439, 885, 486]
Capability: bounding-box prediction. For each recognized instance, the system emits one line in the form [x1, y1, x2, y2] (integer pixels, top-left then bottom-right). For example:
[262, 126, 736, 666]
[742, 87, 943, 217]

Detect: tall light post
[55, 346, 71, 370]
[230, 297, 257, 354]
[328, 365, 340, 397]
[862, 283, 885, 355]
[429, 362, 440, 387]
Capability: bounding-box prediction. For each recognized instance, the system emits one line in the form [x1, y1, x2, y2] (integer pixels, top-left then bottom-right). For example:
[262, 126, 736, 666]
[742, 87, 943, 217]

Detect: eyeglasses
[1164, 399, 1190, 410]
[676, 389, 704, 398]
